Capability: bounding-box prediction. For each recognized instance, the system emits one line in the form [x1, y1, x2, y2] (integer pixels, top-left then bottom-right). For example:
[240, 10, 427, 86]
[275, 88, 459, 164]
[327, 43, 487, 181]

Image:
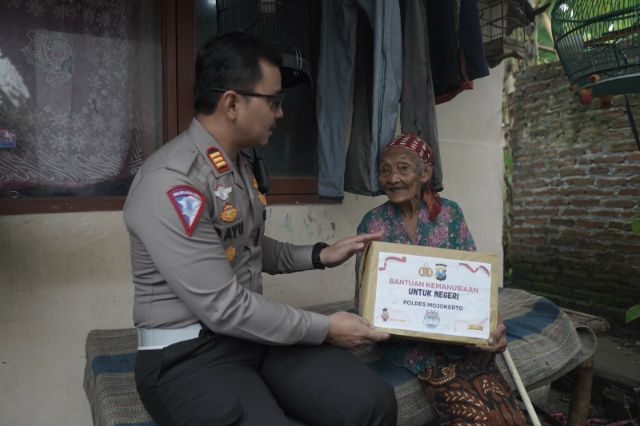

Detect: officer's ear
[219, 90, 240, 119]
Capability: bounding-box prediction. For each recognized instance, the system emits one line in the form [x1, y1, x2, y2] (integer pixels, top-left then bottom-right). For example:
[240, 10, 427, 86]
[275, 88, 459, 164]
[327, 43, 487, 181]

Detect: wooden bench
[84, 289, 597, 426]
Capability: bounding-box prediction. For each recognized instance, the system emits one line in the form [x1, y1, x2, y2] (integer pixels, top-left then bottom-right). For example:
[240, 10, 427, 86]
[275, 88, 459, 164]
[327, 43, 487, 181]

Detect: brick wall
[506, 62, 640, 335]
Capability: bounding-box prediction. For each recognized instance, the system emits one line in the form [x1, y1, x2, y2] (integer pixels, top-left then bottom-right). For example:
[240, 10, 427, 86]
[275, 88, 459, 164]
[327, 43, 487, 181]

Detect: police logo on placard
[423, 310, 440, 329]
[380, 308, 390, 322]
[435, 263, 447, 281]
[167, 186, 205, 236]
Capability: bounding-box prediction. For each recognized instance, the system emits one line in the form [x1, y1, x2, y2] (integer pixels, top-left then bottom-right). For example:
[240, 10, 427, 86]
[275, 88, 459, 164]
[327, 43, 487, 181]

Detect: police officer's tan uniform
[124, 118, 396, 425]
[125, 119, 329, 344]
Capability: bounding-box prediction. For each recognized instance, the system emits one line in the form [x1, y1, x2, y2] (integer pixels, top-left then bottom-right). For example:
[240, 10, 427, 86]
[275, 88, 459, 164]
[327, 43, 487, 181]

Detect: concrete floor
[593, 335, 640, 385]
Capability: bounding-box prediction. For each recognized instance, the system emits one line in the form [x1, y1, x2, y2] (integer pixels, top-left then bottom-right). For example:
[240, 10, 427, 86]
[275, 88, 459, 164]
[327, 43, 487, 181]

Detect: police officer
[124, 32, 397, 425]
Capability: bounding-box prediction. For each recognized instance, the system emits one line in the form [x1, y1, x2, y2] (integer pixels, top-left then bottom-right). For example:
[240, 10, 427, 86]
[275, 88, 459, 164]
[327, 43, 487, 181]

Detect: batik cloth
[420, 352, 526, 425]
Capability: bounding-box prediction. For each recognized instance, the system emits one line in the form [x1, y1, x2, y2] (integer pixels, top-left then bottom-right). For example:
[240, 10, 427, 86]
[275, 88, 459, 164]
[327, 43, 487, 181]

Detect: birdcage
[478, 0, 529, 68]
[217, 0, 311, 87]
[552, 0, 640, 97]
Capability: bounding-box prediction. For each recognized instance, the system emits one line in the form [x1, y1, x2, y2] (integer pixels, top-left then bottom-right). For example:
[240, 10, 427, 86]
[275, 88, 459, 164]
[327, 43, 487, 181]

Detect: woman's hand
[474, 317, 507, 353]
[319, 231, 384, 268]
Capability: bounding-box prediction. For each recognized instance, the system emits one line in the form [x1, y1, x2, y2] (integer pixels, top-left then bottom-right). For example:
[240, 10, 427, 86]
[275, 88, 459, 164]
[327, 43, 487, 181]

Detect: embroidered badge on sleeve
[167, 186, 205, 236]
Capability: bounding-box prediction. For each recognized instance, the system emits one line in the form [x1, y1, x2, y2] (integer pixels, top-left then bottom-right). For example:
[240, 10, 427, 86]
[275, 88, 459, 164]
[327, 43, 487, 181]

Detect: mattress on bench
[84, 288, 596, 426]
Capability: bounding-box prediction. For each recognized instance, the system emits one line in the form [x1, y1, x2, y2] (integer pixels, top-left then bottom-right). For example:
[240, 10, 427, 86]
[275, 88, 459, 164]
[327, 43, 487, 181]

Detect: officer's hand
[319, 231, 384, 268]
[325, 311, 390, 349]
[474, 317, 507, 353]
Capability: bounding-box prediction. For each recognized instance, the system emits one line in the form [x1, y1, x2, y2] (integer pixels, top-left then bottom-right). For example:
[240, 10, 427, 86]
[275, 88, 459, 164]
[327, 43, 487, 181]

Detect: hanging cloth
[316, 0, 402, 198]
[426, 0, 490, 105]
[344, 6, 375, 195]
[399, 0, 444, 192]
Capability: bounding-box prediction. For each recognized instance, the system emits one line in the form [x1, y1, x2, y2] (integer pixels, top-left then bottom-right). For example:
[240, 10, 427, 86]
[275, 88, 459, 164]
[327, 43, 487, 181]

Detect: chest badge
[257, 191, 267, 206]
[219, 202, 239, 223]
[214, 184, 233, 201]
[252, 177, 267, 205]
[207, 147, 230, 173]
[167, 186, 205, 237]
[224, 246, 237, 262]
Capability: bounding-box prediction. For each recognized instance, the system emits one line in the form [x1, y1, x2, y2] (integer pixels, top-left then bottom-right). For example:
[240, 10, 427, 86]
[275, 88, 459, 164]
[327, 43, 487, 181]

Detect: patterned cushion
[84, 289, 596, 426]
[83, 329, 153, 426]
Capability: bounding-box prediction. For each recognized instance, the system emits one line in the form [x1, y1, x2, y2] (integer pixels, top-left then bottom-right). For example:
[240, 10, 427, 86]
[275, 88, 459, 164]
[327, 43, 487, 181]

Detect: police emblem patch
[224, 246, 237, 262]
[167, 186, 205, 236]
[207, 147, 229, 173]
[214, 184, 233, 201]
[220, 202, 238, 223]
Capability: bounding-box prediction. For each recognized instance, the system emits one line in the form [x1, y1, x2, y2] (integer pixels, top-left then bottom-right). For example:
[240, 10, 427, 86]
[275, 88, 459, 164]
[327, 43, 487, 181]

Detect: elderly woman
[356, 134, 525, 425]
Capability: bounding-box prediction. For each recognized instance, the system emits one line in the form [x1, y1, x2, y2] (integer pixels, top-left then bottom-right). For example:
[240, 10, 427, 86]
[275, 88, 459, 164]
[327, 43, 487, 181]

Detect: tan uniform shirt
[124, 119, 330, 345]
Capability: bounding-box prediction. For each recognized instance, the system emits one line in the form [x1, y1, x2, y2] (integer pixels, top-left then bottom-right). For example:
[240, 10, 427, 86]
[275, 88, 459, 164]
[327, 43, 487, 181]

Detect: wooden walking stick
[503, 348, 542, 426]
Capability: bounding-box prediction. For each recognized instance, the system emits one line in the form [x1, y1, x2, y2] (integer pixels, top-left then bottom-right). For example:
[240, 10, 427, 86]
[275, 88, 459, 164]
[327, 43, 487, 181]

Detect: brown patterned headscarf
[382, 133, 442, 221]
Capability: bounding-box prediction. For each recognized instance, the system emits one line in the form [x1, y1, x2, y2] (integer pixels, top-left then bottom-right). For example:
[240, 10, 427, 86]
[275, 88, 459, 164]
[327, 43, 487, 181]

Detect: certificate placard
[359, 241, 499, 345]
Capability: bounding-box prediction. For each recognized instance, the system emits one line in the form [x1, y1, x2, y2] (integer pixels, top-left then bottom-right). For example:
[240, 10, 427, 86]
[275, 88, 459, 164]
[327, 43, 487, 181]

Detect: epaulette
[206, 147, 232, 177]
[167, 146, 198, 176]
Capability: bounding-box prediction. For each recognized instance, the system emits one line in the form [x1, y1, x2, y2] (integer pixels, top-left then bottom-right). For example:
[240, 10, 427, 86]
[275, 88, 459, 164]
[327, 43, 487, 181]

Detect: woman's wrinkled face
[378, 147, 430, 205]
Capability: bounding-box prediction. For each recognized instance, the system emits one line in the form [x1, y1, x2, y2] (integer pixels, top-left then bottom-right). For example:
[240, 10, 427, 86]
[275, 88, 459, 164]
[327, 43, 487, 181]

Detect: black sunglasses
[209, 87, 284, 109]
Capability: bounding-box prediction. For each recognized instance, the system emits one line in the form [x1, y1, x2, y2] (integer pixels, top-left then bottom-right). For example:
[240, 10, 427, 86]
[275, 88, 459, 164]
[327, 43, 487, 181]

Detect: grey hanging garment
[400, 0, 444, 191]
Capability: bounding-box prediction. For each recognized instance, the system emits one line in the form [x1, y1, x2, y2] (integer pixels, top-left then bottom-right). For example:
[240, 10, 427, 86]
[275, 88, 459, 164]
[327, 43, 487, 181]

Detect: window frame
[185, 1, 324, 205]
[0, 0, 324, 216]
[0, 0, 180, 215]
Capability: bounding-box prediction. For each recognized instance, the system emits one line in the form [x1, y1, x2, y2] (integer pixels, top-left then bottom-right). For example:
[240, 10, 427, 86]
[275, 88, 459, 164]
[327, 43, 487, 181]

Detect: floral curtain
[0, 0, 162, 197]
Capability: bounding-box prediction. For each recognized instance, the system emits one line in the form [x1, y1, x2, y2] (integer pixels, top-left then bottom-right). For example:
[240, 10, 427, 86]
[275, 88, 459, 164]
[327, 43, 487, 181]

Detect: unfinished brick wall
[506, 62, 640, 335]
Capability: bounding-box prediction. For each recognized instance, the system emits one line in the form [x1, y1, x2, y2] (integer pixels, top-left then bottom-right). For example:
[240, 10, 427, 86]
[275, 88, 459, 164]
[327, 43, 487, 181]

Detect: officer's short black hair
[194, 32, 283, 115]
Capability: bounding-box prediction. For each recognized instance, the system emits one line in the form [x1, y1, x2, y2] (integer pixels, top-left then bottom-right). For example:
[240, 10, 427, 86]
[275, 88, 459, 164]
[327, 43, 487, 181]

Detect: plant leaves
[632, 216, 640, 234]
[625, 304, 640, 323]
[503, 150, 513, 169]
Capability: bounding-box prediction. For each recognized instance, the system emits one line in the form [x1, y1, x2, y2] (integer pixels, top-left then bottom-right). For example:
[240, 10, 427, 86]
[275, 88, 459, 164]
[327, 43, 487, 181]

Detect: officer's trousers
[135, 331, 397, 426]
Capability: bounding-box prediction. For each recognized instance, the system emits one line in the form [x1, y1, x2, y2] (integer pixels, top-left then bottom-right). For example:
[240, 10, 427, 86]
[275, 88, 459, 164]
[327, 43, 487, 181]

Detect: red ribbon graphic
[379, 256, 407, 271]
[459, 262, 490, 276]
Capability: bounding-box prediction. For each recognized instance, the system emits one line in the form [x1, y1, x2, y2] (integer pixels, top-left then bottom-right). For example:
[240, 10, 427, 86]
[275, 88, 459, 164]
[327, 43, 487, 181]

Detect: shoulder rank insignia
[219, 202, 238, 223]
[167, 186, 205, 237]
[252, 177, 259, 190]
[207, 147, 230, 173]
[224, 246, 237, 262]
[214, 184, 233, 201]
